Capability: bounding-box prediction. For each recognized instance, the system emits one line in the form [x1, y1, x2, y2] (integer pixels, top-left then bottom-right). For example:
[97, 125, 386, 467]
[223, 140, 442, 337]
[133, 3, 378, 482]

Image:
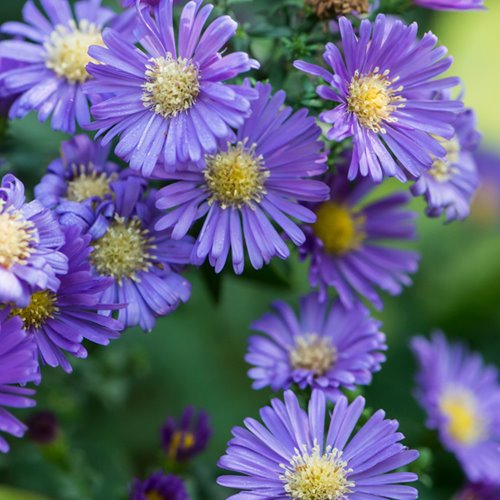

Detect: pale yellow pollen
[168, 431, 196, 460]
[429, 136, 461, 182]
[142, 54, 200, 118]
[313, 203, 365, 255]
[66, 164, 116, 203]
[45, 19, 104, 84]
[204, 142, 270, 209]
[90, 215, 156, 283]
[12, 291, 59, 330]
[347, 68, 405, 134]
[439, 387, 486, 446]
[281, 443, 354, 500]
[290, 334, 337, 376]
[0, 201, 36, 270]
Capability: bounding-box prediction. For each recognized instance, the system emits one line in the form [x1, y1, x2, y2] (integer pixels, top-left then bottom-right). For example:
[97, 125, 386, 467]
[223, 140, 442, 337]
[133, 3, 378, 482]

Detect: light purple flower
[85, 0, 259, 175]
[412, 332, 500, 484]
[155, 82, 328, 274]
[246, 292, 386, 400]
[413, 0, 484, 10]
[218, 390, 419, 498]
[295, 14, 463, 182]
[0, 58, 25, 117]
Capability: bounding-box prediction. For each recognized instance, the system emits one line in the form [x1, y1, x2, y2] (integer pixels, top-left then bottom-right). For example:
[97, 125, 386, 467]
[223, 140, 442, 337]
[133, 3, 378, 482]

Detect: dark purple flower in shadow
[131, 471, 187, 500]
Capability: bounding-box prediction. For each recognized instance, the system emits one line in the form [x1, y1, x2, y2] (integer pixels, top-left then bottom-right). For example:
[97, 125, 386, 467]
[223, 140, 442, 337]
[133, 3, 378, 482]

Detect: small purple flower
[299, 167, 419, 310]
[156, 82, 328, 274]
[471, 150, 500, 223]
[58, 176, 193, 331]
[85, 0, 259, 175]
[161, 406, 211, 462]
[0, 309, 38, 453]
[412, 332, 500, 484]
[0, 0, 120, 133]
[456, 483, 500, 499]
[411, 107, 481, 222]
[35, 134, 122, 208]
[295, 14, 463, 182]
[11, 225, 123, 373]
[413, 0, 484, 10]
[218, 390, 419, 498]
[0, 174, 67, 307]
[247, 292, 386, 400]
[131, 471, 188, 500]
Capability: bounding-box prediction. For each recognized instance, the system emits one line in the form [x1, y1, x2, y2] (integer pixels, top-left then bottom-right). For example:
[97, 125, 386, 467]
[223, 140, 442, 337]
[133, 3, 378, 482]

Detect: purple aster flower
[156, 82, 328, 274]
[299, 167, 419, 310]
[246, 292, 386, 400]
[0, 309, 38, 453]
[11, 225, 123, 373]
[58, 176, 193, 331]
[0, 174, 67, 307]
[161, 406, 211, 462]
[0, 0, 120, 134]
[294, 14, 463, 182]
[471, 150, 500, 223]
[218, 389, 419, 498]
[412, 332, 500, 484]
[131, 471, 188, 500]
[412, 0, 484, 10]
[35, 134, 121, 208]
[85, 0, 260, 176]
[411, 107, 481, 222]
[0, 58, 25, 117]
[456, 483, 500, 499]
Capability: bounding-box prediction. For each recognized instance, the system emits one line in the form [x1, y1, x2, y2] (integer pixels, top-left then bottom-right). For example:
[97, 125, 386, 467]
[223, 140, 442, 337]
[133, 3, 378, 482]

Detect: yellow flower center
[204, 142, 270, 209]
[12, 291, 59, 330]
[347, 69, 405, 134]
[168, 431, 196, 460]
[66, 165, 116, 203]
[45, 19, 104, 84]
[91, 216, 155, 283]
[0, 202, 36, 270]
[142, 55, 200, 118]
[439, 388, 486, 445]
[313, 203, 365, 255]
[145, 492, 163, 500]
[290, 334, 337, 376]
[281, 443, 354, 500]
[429, 137, 461, 182]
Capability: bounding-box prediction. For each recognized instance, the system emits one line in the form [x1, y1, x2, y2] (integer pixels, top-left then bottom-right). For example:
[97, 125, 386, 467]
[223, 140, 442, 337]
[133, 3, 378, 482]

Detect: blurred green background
[0, 1, 499, 499]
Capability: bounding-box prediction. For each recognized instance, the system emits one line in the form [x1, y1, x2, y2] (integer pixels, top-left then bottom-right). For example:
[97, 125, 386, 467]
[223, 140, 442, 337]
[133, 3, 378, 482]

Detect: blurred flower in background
[131, 471, 188, 500]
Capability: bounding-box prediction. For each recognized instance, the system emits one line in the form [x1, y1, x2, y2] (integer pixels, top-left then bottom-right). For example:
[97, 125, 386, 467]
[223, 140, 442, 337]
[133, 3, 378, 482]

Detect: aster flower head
[156, 82, 328, 274]
[161, 406, 211, 462]
[131, 471, 188, 500]
[0, 58, 25, 117]
[35, 134, 122, 208]
[0, 0, 119, 133]
[247, 292, 386, 400]
[295, 14, 463, 183]
[218, 389, 419, 498]
[11, 225, 123, 373]
[85, 0, 260, 176]
[412, 0, 484, 10]
[0, 174, 67, 307]
[411, 107, 481, 222]
[412, 332, 500, 484]
[300, 166, 419, 310]
[456, 483, 500, 500]
[0, 309, 38, 453]
[58, 176, 193, 331]
[307, 0, 370, 20]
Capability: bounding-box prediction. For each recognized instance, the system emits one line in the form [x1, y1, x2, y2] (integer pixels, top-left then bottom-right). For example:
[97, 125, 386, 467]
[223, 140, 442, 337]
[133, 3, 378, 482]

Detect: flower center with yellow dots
[142, 55, 200, 118]
[66, 164, 116, 203]
[290, 334, 337, 376]
[204, 142, 270, 209]
[429, 137, 461, 183]
[347, 69, 405, 134]
[12, 291, 59, 330]
[281, 443, 354, 500]
[168, 431, 196, 460]
[45, 19, 104, 84]
[145, 492, 164, 500]
[91, 216, 155, 283]
[313, 203, 365, 255]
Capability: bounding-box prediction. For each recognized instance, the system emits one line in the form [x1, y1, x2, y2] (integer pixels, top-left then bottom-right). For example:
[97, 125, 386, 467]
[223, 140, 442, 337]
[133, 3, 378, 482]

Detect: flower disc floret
[66, 165, 115, 202]
[290, 334, 337, 376]
[12, 291, 58, 330]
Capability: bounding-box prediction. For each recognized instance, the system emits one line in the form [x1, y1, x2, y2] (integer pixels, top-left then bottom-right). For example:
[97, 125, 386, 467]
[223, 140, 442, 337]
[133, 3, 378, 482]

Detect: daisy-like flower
[218, 390, 419, 498]
[35, 134, 121, 208]
[58, 176, 193, 331]
[11, 225, 123, 373]
[131, 471, 188, 500]
[85, 0, 259, 176]
[0, 174, 67, 307]
[0, 0, 120, 133]
[0, 309, 38, 453]
[294, 14, 463, 182]
[411, 107, 481, 222]
[412, 333, 500, 484]
[412, 0, 484, 10]
[156, 82, 328, 274]
[299, 167, 419, 310]
[247, 292, 386, 400]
